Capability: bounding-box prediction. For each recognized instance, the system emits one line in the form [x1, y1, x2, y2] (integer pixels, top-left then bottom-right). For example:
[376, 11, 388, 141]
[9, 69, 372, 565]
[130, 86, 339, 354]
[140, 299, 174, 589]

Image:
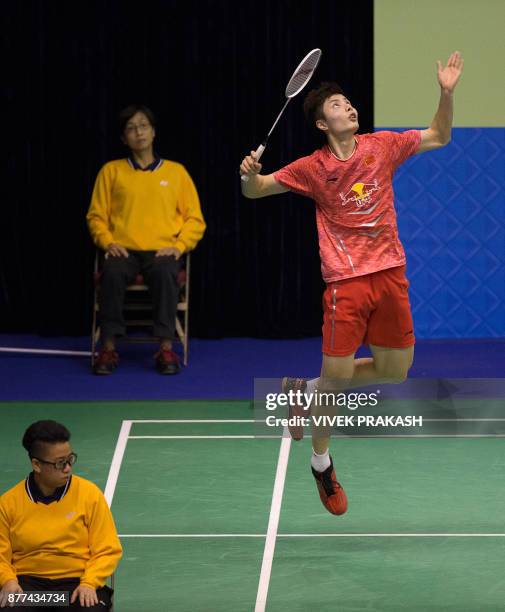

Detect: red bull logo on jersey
[340, 179, 380, 208]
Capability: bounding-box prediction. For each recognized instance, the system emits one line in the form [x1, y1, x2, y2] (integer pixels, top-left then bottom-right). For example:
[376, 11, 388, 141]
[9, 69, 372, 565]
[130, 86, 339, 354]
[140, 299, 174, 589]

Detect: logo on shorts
[340, 180, 380, 208]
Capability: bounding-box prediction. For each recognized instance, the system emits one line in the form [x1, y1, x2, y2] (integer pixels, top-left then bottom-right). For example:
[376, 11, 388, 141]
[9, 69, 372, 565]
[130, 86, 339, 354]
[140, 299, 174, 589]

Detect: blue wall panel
[382, 127, 505, 338]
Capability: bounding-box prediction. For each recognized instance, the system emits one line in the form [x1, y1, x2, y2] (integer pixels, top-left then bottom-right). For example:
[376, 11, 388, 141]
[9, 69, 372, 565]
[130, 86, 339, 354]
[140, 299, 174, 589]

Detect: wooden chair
[91, 253, 190, 366]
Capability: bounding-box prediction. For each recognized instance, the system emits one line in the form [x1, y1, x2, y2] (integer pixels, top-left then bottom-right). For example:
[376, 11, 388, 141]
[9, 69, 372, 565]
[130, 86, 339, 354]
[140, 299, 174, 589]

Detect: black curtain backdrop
[2, 0, 373, 339]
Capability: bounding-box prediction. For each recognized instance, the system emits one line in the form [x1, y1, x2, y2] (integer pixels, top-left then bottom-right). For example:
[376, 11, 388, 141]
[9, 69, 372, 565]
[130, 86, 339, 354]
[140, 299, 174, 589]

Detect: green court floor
[1, 401, 505, 611]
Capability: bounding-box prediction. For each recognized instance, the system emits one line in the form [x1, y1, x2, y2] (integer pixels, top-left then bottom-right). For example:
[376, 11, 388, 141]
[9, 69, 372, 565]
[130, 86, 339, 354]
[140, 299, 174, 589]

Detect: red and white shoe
[311, 456, 348, 515]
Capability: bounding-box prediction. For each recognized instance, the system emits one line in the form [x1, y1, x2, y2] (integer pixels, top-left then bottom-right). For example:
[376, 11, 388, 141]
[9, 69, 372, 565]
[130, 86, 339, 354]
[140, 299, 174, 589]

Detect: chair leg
[183, 307, 189, 366]
[92, 250, 100, 369]
[175, 318, 184, 360]
[91, 294, 98, 368]
[184, 253, 190, 366]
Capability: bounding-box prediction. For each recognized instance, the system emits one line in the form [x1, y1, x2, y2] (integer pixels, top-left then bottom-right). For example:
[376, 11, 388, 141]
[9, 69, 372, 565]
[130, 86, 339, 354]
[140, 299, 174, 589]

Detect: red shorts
[322, 265, 415, 357]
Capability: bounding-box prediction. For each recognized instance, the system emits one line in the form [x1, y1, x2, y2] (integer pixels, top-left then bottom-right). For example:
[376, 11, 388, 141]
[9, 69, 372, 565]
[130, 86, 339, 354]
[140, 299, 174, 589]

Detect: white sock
[306, 378, 318, 395]
[311, 448, 330, 473]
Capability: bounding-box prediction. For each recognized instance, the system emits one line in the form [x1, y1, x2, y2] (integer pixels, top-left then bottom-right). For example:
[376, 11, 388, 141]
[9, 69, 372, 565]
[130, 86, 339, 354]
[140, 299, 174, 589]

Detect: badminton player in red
[240, 52, 464, 515]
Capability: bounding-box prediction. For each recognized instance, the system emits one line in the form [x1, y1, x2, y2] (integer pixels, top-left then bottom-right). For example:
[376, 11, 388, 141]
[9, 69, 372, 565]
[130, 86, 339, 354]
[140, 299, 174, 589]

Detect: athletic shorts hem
[365, 337, 416, 350]
[322, 335, 415, 357]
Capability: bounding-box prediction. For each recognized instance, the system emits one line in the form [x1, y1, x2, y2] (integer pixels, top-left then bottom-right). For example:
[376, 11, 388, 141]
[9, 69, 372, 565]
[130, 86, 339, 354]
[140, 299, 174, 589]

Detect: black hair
[118, 104, 156, 135]
[22, 420, 71, 458]
[303, 81, 346, 127]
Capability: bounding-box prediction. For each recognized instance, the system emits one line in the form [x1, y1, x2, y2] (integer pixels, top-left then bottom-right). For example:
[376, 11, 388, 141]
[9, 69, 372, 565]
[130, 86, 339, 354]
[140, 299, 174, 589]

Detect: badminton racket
[241, 48, 322, 182]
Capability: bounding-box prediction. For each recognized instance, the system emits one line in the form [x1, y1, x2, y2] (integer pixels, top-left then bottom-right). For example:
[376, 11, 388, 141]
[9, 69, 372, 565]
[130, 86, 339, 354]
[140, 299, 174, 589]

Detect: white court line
[331, 434, 505, 438]
[119, 534, 265, 538]
[278, 533, 505, 537]
[423, 418, 505, 422]
[130, 419, 255, 423]
[104, 420, 132, 507]
[0, 347, 91, 356]
[129, 435, 255, 439]
[118, 533, 505, 538]
[255, 430, 291, 612]
[129, 419, 505, 424]
[129, 434, 505, 439]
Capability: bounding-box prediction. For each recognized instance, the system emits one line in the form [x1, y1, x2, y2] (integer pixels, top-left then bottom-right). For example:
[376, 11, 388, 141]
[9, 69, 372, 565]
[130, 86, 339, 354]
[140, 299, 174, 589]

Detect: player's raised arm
[240, 151, 288, 199]
[417, 51, 464, 154]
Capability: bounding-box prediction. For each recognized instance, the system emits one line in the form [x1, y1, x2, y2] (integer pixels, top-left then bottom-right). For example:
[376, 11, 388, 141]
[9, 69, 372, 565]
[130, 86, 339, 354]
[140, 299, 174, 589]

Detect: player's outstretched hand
[240, 151, 262, 178]
[437, 51, 464, 93]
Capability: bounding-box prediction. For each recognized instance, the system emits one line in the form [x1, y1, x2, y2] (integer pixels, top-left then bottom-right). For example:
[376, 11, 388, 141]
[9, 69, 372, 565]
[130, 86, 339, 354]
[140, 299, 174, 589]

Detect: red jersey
[274, 130, 421, 283]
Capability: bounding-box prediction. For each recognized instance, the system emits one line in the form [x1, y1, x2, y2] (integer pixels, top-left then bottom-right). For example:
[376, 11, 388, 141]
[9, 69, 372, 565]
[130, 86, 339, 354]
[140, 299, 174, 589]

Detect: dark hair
[303, 81, 346, 127]
[118, 104, 156, 135]
[22, 421, 71, 458]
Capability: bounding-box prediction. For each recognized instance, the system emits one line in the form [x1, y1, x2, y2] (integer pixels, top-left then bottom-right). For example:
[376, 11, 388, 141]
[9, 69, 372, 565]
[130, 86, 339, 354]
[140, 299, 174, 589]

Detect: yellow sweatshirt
[0, 476, 122, 589]
[87, 159, 206, 252]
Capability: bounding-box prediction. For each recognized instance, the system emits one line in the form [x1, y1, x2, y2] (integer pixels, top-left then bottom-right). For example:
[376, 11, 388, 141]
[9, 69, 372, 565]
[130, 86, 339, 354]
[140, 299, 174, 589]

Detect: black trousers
[10, 575, 113, 610]
[99, 250, 181, 341]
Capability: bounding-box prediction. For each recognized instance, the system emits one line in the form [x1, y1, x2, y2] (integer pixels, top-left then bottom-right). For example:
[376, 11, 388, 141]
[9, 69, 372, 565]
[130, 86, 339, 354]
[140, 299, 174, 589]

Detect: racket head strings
[285, 48, 322, 98]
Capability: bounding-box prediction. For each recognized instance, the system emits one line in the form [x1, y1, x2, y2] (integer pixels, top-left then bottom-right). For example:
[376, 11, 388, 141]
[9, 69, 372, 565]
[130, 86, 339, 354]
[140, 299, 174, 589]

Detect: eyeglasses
[124, 123, 151, 134]
[32, 452, 78, 471]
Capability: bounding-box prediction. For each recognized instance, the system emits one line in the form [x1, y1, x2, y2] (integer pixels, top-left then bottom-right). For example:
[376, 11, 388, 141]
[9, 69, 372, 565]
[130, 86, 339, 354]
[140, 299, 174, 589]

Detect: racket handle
[241, 144, 266, 182]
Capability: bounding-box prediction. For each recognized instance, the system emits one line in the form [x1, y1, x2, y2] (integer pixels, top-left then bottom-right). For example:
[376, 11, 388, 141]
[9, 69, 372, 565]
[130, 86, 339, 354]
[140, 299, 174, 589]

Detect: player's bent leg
[302, 345, 413, 517]
[369, 344, 414, 384]
[315, 345, 414, 389]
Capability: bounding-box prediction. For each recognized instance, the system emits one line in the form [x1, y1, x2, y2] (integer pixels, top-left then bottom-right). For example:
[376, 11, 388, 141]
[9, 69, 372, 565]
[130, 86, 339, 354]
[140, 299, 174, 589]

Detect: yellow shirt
[86, 159, 206, 252]
[0, 476, 122, 589]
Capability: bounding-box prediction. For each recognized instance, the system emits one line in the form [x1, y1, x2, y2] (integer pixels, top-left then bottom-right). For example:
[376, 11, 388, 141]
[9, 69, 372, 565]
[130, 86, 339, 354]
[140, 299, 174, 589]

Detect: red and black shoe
[281, 377, 308, 440]
[93, 349, 119, 375]
[154, 349, 181, 375]
[311, 456, 348, 515]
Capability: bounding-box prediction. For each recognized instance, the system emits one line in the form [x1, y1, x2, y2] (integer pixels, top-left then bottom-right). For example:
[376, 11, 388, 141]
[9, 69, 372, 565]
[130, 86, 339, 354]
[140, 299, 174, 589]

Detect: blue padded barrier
[381, 127, 505, 338]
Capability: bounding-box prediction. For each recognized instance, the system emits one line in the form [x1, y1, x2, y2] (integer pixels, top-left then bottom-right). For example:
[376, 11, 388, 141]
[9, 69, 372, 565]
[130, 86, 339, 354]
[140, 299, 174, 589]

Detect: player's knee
[376, 362, 410, 384]
[390, 370, 409, 384]
[319, 369, 355, 391]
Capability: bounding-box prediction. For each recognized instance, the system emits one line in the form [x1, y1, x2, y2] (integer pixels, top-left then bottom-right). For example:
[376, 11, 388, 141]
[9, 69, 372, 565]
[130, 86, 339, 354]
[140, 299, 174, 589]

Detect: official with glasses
[87, 103, 206, 375]
[0, 421, 122, 610]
